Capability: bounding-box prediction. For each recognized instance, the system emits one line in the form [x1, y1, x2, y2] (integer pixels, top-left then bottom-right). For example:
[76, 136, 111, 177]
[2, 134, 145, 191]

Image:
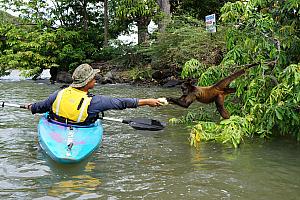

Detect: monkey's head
[181, 79, 195, 95]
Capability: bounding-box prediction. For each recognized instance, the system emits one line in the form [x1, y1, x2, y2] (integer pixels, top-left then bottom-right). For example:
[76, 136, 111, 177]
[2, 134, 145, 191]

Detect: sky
[118, 21, 157, 45]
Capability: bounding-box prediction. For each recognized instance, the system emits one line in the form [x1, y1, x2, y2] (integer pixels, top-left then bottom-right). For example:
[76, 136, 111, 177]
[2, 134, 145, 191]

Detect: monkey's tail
[214, 69, 246, 89]
[214, 62, 259, 90]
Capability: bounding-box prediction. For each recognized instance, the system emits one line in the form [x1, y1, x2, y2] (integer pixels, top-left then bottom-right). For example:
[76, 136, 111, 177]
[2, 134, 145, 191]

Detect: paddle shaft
[2, 103, 123, 122]
[102, 117, 125, 123]
[2, 102, 165, 131]
[2, 102, 26, 109]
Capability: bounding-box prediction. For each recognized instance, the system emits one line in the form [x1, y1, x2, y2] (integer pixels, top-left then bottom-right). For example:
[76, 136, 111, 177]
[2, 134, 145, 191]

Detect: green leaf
[275, 109, 283, 120]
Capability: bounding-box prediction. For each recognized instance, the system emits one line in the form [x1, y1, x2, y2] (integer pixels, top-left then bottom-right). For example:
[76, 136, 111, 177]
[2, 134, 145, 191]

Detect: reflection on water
[49, 175, 101, 197]
[48, 162, 101, 198]
[0, 81, 300, 199]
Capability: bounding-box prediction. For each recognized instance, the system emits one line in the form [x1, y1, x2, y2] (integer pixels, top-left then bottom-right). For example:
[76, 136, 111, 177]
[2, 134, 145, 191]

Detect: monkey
[166, 63, 258, 119]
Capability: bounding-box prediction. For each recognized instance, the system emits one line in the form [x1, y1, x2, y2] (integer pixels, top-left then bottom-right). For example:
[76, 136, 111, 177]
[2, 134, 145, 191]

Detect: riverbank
[47, 61, 183, 88]
[0, 58, 185, 88]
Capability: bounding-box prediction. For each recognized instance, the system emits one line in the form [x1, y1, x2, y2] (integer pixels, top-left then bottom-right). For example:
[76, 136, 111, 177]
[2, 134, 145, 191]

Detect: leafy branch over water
[171, 0, 300, 148]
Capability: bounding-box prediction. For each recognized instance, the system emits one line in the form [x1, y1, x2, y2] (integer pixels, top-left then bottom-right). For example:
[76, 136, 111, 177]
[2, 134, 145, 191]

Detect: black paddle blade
[125, 118, 166, 131]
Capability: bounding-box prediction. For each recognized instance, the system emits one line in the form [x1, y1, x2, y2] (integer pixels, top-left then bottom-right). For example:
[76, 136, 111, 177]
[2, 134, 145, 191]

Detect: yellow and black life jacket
[52, 87, 92, 123]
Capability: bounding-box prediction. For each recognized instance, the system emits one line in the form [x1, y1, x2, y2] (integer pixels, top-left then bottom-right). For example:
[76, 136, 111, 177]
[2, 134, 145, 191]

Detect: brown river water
[0, 80, 299, 199]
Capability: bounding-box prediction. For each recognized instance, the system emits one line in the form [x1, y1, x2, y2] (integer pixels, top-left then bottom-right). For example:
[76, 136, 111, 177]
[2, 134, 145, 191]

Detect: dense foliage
[0, 23, 101, 75]
[0, 0, 133, 75]
[172, 0, 300, 148]
[171, 0, 237, 20]
[146, 16, 226, 68]
[0, 0, 235, 76]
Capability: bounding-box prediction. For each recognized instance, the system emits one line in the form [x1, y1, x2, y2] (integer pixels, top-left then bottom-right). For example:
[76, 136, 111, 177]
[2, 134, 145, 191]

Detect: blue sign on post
[205, 14, 216, 33]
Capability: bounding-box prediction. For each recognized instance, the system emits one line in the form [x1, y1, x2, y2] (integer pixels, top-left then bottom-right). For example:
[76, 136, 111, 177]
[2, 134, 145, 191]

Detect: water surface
[0, 81, 299, 199]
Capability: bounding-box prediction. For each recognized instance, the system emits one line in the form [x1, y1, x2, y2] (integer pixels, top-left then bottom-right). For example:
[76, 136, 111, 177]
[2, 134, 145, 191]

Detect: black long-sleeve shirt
[31, 90, 139, 120]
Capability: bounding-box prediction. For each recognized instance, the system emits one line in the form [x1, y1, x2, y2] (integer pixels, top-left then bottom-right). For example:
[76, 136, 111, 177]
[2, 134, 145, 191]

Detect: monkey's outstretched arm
[166, 96, 194, 108]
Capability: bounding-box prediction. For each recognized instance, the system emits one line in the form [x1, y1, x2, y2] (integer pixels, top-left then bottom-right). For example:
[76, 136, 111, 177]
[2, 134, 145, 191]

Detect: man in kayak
[25, 63, 163, 124]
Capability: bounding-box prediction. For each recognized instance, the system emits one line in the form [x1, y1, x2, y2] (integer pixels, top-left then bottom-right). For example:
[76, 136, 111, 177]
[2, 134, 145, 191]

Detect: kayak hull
[38, 114, 103, 164]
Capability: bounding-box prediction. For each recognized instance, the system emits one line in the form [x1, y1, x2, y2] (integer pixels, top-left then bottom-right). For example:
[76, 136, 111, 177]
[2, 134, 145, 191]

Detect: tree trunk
[103, 0, 108, 47]
[52, 0, 65, 27]
[137, 17, 151, 44]
[82, 0, 88, 31]
[157, 0, 171, 32]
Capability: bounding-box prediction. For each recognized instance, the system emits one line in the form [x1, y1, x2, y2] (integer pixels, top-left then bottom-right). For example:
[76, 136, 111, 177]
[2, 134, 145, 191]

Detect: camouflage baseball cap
[70, 64, 100, 88]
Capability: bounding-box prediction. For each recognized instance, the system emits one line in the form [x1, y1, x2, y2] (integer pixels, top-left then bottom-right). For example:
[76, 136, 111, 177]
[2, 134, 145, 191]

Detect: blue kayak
[37, 113, 103, 164]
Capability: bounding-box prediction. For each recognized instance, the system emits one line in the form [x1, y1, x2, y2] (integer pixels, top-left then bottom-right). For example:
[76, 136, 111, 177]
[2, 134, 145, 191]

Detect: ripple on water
[1, 82, 300, 200]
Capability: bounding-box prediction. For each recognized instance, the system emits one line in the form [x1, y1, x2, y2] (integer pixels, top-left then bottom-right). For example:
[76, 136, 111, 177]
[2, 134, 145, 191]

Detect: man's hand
[24, 104, 32, 111]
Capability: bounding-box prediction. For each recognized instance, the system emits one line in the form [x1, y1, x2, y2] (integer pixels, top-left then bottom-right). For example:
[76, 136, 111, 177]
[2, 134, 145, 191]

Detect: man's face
[87, 78, 96, 89]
